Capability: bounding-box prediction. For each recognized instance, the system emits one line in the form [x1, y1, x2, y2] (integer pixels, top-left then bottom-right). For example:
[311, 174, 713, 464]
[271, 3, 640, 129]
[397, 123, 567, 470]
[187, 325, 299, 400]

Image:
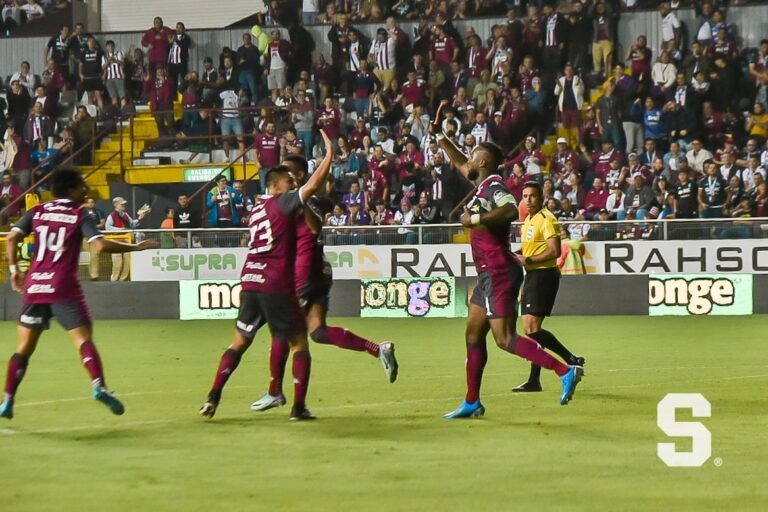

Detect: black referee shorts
[521, 267, 560, 317]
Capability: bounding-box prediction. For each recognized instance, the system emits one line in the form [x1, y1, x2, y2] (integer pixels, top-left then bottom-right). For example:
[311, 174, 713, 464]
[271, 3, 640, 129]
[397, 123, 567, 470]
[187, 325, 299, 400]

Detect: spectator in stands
[591, 1, 616, 76]
[2, 0, 22, 36]
[745, 103, 768, 141]
[748, 39, 768, 109]
[105, 196, 147, 281]
[199, 56, 218, 103]
[206, 175, 241, 229]
[555, 64, 584, 148]
[253, 121, 280, 192]
[141, 17, 174, 74]
[236, 33, 261, 102]
[30, 137, 57, 185]
[686, 139, 714, 174]
[369, 27, 397, 90]
[80, 35, 105, 111]
[595, 81, 623, 149]
[145, 66, 175, 143]
[651, 51, 677, 99]
[10, 61, 35, 98]
[605, 184, 626, 219]
[6, 79, 31, 134]
[102, 40, 126, 107]
[45, 24, 70, 80]
[659, 3, 681, 58]
[168, 22, 192, 92]
[125, 47, 147, 103]
[81, 197, 107, 279]
[626, 35, 652, 81]
[698, 160, 727, 218]
[23, 102, 52, 146]
[584, 177, 609, 219]
[0, 171, 23, 221]
[266, 29, 291, 103]
[620, 173, 654, 220]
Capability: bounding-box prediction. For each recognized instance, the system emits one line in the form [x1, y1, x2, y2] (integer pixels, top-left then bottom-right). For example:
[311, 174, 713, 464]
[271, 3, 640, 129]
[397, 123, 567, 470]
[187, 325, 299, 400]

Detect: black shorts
[470, 266, 524, 319]
[298, 262, 333, 312]
[83, 78, 103, 92]
[236, 290, 306, 340]
[19, 301, 92, 331]
[522, 268, 560, 317]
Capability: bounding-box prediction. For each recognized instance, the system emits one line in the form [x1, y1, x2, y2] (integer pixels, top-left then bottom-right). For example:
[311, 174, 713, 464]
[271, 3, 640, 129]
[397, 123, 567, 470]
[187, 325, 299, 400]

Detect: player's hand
[430, 100, 449, 135]
[320, 128, 334, 156]
[460, 208, 473, 227]
[11, 271, 25, 294]
[136, 239, 160, 251]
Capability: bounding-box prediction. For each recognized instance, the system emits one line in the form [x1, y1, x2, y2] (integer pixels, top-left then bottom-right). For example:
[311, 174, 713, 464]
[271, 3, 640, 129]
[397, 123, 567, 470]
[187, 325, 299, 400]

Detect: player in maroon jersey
[249, 154, 399, 412]
[429, 102, 584, 419]
[199, 130, 335, 421]
[0, 170, 158, 420]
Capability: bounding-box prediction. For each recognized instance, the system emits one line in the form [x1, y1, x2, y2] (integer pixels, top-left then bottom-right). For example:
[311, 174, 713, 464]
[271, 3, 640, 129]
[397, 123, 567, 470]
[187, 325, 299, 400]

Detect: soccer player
[513, 181, 585, 393]
[250, 154, 399, 412]
[199, 130, 335, 421]
[430, 102, 583, 419]
[0, 170, 158, 420]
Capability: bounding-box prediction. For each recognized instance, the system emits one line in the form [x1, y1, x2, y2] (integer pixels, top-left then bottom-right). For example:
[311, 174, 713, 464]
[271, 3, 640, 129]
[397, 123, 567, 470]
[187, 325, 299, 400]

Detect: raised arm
[300, 129, 334, 202]
[431, 100, 471, 180]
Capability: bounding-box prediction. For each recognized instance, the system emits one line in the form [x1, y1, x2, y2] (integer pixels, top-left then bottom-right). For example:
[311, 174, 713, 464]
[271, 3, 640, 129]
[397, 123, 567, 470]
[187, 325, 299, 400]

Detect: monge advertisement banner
[179, 280, 240, 320]
[360, 277, 464, 318]
[648, 274, 753, 316]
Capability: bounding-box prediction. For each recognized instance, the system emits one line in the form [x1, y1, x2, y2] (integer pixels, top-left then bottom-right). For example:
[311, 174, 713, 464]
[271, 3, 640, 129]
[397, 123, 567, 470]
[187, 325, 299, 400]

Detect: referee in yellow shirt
[513, 181, 585, 392]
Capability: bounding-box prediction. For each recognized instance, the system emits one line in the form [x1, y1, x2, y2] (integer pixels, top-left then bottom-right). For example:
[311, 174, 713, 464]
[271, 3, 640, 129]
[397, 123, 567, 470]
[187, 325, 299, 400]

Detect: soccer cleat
[378, 342, 399, 383]
[93, 387, 125, 416]
[289, 405, 317, 421]
[559, 366, 584, 405]
[512, 381, 543, 393]
[0, 400, 14, 420]
[199, 400, 218, 418]
[250, 392, 287, 412]
[444, 400, 485, 419]
[572, 356, 586, 373]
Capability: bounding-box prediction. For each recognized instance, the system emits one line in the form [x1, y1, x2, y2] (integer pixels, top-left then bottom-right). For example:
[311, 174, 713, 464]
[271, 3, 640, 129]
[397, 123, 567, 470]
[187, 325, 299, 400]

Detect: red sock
[312, 326, 380, 357]
[465, 343, 487, 403]
[268, 338, 290, 396]
[4, 353, 29, 401]
[512, 336, 569, 376]
[79, 341, 106, 388]
[209, 348, 242, 401]
[292, 351, 311, 408]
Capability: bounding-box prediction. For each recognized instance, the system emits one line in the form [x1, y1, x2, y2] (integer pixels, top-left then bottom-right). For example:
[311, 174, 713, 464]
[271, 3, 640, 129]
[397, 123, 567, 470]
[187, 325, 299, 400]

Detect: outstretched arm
[300, 128, 334, 203]
[91, 237, 159, 254]
[431, 100, 471, 180]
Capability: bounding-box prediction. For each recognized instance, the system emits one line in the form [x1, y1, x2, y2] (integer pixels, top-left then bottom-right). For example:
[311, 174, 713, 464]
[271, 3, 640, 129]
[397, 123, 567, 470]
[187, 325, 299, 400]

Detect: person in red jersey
[200, 130, 335, 421]
[250, 153, 399, 412]
[0, 170, 158, 420]
[430, 101, 584, 419]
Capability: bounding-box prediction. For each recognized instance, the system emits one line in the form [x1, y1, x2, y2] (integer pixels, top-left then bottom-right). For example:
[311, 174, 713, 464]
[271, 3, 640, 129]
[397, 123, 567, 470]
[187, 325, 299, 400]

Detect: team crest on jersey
[467, 197, 492, 213]
[526, 226, 534, 240]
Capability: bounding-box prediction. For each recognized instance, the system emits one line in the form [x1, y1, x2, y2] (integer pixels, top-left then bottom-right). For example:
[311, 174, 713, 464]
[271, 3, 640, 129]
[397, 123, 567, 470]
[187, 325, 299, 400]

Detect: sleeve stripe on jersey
[496, 194, 516, 207]
[87, 234, 105, 243]
[10, 226, 28, 235]
[297, 185, 307, 205]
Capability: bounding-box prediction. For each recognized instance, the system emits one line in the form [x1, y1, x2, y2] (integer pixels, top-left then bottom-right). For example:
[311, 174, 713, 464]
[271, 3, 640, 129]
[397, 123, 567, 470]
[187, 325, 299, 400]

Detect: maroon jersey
[295, 198, 327, 292]
[254, 134, 280, 169]
[241, 190, 304, 294]
[466, 175, 519, 275]
[13, 199, 102, 304]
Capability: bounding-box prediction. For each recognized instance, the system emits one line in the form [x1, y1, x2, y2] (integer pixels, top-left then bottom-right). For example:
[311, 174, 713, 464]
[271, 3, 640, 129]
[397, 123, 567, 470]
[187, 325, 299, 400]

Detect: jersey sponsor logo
[27, 284, 56, 294]
[245, 262, 267, 270]
[30, 272, 55, 281]
[236, 321, 255, 333]
[34, 212, 78, 224]
[241, 273, 265, 284]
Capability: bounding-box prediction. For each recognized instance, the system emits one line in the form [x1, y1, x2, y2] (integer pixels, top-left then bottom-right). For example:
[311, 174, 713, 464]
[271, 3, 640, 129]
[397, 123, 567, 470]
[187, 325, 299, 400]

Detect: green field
[0, 316, 766, 512]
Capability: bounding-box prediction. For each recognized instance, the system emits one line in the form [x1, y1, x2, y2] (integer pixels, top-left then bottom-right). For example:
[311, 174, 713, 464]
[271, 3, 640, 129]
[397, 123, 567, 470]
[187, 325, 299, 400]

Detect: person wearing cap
[369, 27, 397, 89]
[555, 64, 585, 148]
[583, 138, 624, 182]
[551, 137, 576, 176]
[105, 197, 148, 281]
[619, 173, 654, 220]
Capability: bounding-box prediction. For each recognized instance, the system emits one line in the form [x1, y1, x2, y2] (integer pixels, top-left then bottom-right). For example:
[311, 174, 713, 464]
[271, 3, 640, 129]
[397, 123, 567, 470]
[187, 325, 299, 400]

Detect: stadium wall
[4, 6, 767, 77]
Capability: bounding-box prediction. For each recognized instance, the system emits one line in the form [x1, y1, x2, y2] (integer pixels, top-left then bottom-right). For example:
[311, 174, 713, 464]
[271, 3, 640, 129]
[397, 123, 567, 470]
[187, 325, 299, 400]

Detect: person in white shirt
[20, 0, 44, 21]
[407, 103, 431, 142]
[605, 186, 626, 219]
[369, 28, 396, 89]
[685, 140, 714, 174]
[10, 61, 36, 97]
[659, 3, 681, 56]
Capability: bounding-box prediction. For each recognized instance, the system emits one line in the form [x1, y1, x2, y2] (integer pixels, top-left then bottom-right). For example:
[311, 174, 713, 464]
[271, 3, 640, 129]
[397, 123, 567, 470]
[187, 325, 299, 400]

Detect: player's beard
[467, 169, 480, 181]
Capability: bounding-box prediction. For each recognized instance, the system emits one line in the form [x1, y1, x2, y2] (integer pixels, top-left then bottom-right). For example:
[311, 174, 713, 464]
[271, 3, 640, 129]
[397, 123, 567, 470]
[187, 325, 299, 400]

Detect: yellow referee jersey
[522, 208, 561, 271]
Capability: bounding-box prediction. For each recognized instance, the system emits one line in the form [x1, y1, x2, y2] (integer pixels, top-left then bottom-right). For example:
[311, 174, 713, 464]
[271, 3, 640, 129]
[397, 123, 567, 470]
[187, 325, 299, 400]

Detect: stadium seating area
[0, 1, 767, 234]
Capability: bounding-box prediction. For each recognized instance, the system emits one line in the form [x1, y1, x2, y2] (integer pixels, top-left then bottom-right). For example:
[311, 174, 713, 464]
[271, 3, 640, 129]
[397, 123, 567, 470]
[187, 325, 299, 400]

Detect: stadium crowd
[1, 1, 768, 236]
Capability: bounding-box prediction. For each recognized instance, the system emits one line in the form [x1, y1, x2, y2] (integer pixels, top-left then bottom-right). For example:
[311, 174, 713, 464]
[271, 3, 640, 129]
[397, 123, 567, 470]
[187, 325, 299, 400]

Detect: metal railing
[77, 218, 768, 250]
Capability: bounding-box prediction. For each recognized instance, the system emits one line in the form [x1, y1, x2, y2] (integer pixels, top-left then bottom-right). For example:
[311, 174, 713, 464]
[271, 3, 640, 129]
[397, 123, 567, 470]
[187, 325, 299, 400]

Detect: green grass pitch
[1, 316, 766, 512]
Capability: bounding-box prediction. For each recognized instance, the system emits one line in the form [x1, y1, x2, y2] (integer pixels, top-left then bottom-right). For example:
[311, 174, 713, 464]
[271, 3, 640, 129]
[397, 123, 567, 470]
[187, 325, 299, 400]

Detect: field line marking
[0, 419, 175, 436]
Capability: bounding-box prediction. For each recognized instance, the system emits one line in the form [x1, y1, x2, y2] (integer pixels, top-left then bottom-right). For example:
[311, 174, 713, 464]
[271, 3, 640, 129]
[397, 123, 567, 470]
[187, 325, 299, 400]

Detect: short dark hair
[164, 207, 175, 216]
[265, 165, 292, 187]
[283, 155, 308, 174]
[523, 181, 543, 195]
[51, 169, 84, 199]
[476, 142, 504, 171]
[216, 174, 228, 183]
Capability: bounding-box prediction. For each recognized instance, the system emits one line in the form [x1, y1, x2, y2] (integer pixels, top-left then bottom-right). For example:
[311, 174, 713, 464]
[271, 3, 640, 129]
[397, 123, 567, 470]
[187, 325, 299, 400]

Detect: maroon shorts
[19, 300, 92, 331]
[470, 267, 524, 319]
[296, 261, 333, 311]
[236, 290, 306, 340]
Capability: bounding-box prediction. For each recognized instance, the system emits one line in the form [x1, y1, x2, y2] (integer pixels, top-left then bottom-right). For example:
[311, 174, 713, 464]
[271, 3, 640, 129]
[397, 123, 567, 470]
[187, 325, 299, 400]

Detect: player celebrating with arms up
[1, 170, 158, 420]
[513, 181, 584, 393]
[430, 102, 583, 419]
[199, 129, 335, 421]
[250, 155, 398, 412]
